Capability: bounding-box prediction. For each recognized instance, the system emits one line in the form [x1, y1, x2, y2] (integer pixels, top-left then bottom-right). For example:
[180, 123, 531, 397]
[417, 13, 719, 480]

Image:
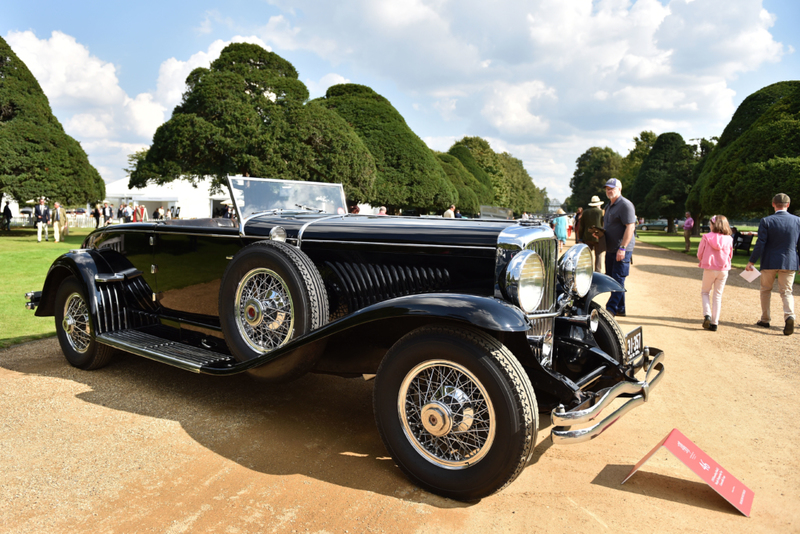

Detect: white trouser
[36, 221, 48, 241]
[701, 269, 729, 325]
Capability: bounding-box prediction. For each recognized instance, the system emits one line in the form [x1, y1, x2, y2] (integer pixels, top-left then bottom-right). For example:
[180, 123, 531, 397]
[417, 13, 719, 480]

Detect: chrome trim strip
[296, 214, 349, 248]
[299, 238, 495, 250]
[550, 349, 665, 445]
[152, 231, 240, 239]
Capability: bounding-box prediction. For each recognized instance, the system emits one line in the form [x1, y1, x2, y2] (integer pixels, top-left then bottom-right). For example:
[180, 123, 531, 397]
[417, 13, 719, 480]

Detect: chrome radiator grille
[526, 237, 557, 363]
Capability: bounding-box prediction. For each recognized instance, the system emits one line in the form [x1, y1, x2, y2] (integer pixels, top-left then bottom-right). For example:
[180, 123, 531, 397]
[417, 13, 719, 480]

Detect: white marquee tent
[103, 178, 232, 220]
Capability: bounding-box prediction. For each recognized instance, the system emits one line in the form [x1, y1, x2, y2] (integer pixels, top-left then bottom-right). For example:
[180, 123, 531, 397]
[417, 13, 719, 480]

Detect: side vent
[325, 262, 450, 317]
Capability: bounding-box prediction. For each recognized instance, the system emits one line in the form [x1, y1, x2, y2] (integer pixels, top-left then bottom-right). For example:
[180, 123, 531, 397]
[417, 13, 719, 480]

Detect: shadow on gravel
[591, 464, 740, 515]
[2, 340, 539, 508]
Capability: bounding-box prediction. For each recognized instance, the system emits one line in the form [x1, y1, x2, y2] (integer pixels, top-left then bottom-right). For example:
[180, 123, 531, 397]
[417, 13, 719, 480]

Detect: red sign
[622, 428, 754, 517]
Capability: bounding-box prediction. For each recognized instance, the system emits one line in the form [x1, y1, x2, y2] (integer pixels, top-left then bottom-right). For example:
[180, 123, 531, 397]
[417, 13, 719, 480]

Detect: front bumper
[25, 291, 41, 310]
[550, 347, 665, 445]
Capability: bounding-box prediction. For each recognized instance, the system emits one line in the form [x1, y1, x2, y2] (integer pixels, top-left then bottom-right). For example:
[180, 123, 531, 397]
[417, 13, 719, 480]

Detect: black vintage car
[26, 177, 664, 501]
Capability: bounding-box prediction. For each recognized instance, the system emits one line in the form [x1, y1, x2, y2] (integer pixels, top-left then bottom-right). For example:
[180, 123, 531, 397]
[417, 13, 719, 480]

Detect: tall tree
[565, 147, 622, 211]
[695, 81, 800, 217]
[684, 137, 717, 232]
[498, 152, 546, 214]
[0, 36, 105, 204]
[130, 43, 377, 201]
[636, 132, 698, 231]
[315, 84, 456, 212]
[618, 131, 657, 195]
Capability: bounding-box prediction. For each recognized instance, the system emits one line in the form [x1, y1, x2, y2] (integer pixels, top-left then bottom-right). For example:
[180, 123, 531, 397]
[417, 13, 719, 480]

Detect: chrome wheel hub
[235, 268, 294, 352]
[398, 360, 495, 469]
[62, 293, 91, 353]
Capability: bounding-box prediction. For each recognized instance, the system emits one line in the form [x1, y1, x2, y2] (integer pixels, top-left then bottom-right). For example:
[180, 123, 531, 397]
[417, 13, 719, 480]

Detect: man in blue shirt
[746, 193, 800, 336]
[600, 178, 636, 317]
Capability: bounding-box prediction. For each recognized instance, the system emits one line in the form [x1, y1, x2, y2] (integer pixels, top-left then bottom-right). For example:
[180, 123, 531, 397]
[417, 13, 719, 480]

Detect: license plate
[625, 326, 643, 362]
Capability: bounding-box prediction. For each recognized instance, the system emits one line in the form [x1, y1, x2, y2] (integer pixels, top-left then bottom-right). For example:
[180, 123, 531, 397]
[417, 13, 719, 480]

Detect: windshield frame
[225, 176, 348, 231]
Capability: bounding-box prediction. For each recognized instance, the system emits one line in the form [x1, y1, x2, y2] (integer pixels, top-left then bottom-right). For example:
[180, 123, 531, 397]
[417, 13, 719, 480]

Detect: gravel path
[1, 239, 798, 533]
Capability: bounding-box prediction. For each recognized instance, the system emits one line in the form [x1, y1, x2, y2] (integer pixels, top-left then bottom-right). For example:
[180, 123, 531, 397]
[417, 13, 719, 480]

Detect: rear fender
[35, 250, 111, 317]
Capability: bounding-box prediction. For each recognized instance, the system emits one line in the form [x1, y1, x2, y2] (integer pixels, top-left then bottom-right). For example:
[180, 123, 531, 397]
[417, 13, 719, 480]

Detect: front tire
[373, 325, 537, 501]
[590, 301, 626, 364]
[54, 276, 113, 370]
[640, 225, 648, 231]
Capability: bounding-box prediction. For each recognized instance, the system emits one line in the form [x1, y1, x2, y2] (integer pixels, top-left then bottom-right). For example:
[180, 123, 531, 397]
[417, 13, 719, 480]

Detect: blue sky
[3, 0, 797, 203]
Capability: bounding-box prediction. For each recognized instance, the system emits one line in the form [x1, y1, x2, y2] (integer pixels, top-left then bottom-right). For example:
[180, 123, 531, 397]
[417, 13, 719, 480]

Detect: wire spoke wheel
[62, 292, 92, 353]
[399, 360, 496, 469]
[235, 268, 294, 352]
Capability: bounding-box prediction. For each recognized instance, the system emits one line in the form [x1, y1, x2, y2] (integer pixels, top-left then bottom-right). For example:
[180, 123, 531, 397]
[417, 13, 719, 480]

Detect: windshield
[227, 176, 347, 221]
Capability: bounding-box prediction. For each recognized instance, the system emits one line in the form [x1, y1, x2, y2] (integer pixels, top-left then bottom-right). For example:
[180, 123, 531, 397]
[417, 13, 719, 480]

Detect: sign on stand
[622, 428, 754, 517]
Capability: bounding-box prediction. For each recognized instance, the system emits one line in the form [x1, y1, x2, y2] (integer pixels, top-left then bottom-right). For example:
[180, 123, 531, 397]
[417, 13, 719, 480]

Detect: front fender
[576, 272, 624, 314]
[332, 293, 530, 333]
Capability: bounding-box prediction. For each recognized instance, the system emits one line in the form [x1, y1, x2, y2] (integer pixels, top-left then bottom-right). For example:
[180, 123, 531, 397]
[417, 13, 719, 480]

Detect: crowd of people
[568, 185, 798, 336]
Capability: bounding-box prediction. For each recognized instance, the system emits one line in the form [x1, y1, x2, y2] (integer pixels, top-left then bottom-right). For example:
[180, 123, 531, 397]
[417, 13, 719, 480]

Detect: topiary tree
[130, 43, 377, 201]
[436, 153, 480, 215]
[314, 84, 456, 212]
[0, 36, 105, 205]
[447, 143, 494, 205]
[695, 81, 800, 217]
[451, 137, 510, 207]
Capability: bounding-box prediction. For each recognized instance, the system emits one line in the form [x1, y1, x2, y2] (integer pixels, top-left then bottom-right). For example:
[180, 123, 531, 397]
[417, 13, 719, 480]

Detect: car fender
[35, 250, 111, 318]
[576, 272, 624, 315]
[232, 293, 531, 377]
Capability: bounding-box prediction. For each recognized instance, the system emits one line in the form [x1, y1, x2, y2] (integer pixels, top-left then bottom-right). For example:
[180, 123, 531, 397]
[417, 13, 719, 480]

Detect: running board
[97, 330, 236, 373]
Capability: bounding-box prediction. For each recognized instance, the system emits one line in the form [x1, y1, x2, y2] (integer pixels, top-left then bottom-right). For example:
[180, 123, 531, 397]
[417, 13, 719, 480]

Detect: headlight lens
[558, 244, 593, 298]
[504, 250, 545, 313]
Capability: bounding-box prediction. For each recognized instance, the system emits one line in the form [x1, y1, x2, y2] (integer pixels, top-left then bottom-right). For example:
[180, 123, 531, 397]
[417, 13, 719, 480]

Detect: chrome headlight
[503, 250, 545, 313]
[269, 226, 287, 242]
[558, 244, 593, 298]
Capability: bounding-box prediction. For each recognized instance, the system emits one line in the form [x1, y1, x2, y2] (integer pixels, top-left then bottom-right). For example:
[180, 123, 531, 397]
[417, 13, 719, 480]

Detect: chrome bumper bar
[550, 348, 665, 445]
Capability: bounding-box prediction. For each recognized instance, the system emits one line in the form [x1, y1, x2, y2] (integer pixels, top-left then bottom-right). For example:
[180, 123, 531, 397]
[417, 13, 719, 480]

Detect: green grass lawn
[0, 226, 96, 348]
[635, 230, 798, 284]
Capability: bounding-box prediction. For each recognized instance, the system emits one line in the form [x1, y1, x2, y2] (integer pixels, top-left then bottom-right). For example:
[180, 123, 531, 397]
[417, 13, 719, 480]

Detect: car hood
[244, 214, 536, 248]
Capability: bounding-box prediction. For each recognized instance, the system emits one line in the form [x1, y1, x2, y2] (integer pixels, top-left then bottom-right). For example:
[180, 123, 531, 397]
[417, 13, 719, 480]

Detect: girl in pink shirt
[697, 215, 734, 331]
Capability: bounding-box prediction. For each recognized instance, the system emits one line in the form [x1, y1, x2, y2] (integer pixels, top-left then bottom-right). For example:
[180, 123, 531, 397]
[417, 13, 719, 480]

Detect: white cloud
[4, 0, 790, 203]
[481, 81, 555, 135]
[5, 31, 269, 183]
[6, 30, 126, 109]
[305, 73, 350, 98]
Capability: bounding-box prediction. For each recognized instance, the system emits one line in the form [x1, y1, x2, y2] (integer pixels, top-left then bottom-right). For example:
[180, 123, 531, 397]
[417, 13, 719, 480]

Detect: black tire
[640, 225, 648, 231]
[373, 325, 538, 501]
[219, 240, 328, 381]
[589, 301, 626, 364]
[54, 276, 114, 370]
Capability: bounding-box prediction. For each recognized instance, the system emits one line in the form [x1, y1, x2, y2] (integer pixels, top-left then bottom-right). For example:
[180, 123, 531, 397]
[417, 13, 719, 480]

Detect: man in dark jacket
[581, 196, 604, 271]
[746, 193, 800, 335]
[33, 198, 50, 242]
[3, 201, 11, 231]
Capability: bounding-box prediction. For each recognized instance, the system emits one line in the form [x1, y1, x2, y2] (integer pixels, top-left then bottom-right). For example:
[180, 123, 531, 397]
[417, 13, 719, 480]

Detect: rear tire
[54, 276, 114, 370]
[374, 325, 537, 501]
[219, 241, 328, 382]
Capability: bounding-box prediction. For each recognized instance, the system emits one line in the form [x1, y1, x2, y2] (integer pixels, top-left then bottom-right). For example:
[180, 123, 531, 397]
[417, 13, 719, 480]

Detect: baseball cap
[605, 178, 622, 189]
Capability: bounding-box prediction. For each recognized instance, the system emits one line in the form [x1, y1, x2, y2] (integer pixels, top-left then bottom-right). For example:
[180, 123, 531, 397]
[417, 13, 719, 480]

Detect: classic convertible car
[26, 177, 664, 501]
